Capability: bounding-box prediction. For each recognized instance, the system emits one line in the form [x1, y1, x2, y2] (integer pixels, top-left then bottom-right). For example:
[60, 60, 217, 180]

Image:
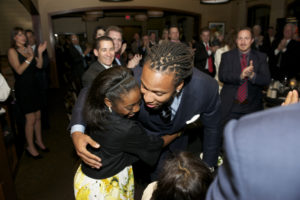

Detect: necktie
[115, 53, 121, 59]
[236, 54, 248, 103]
[160, 106, 172, 123]
[206, 44, 213, 73]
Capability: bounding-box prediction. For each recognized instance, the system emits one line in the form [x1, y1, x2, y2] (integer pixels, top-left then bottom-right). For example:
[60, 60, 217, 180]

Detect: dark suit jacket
[81, 61, 106, 87]
[70, 67, 222, 167]
[206, 102, 300, 200]
[219, 49, 270, 122]
[194, 41, 216, 77]
[67, 45, 86, 79]
[261, 34, 276, 55]
[113, 57, 124, 67]
[269, 39, 300, 80]
[33, 46, 50, 90]
[132, 67, 221, 167]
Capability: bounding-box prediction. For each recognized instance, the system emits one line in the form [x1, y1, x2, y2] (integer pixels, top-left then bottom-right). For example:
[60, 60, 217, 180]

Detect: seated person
[142, 152, 213, 200]
[74, 66, 180, 200]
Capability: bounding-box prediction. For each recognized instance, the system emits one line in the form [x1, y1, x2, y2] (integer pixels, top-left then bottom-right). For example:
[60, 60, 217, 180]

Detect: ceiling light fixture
[147, 10, 164, 17]
[100, 0, 132, 2]
[134, 14, 148, 22]
[201, 0, 230, 4]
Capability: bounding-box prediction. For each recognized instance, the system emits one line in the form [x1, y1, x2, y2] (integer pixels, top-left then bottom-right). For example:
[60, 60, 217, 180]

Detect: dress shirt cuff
[282, 48, 287, 53]
[274, 49, 280, 55]
[71, 124, 86, 135]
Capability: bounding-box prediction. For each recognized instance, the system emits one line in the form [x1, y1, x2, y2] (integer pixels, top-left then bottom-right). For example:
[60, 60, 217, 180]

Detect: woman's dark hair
[93, 26, 105, 40]
[84, 66, 139, 131]
[151, 152, 213, 200]
[144, 41, 194, 86]
[223, 30, 237, 50]
[11, 27, 25, 49]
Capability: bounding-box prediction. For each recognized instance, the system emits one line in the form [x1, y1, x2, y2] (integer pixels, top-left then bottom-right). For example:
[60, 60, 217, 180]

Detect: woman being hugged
[8, 27, 47, 158]
[74, 66, 179, 200]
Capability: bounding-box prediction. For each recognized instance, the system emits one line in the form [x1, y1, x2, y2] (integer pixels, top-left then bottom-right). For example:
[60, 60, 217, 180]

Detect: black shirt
[81, 113, 164, 179]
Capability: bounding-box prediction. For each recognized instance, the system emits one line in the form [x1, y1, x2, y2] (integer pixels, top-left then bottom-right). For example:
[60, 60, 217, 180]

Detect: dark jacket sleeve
[120, 122, 164, 166]
[205, 120, 240, 200]
[251, 52, 271, 86]
[219, 52, 242, 85]
[68, 87, 88, 130]
[200, 80, 222, 167]
[194, 42, 208, 70]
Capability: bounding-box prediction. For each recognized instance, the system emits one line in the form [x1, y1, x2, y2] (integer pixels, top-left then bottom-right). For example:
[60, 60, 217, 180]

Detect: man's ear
[176, 81, 184, 93]
[93, 49, 98, 57]
[104, 98, 112, 108]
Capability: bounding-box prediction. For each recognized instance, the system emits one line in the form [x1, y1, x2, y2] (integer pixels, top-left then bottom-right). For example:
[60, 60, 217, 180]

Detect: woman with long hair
[8, 27, 47, 158]
[74, 66, 179, 200]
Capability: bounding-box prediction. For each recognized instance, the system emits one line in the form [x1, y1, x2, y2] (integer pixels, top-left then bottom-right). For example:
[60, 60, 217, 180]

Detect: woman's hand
[38, 41, 47, 55]
[26, 46, 34, 61]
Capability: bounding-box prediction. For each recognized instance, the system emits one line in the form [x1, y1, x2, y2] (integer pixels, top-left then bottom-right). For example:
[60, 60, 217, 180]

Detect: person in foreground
[142, 152, 213, 200]
[73, 66, 179, 200]
[206, 90, 300, 200]
[70, 42, 222, 179]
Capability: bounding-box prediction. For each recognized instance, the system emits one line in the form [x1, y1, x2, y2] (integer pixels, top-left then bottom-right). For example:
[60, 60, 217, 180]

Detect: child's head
[85, 66, 141, 129]
[151, 152, 213, 200]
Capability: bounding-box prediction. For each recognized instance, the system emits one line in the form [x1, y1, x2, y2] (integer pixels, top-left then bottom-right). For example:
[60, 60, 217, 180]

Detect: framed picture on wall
[208, 22, 225, 36]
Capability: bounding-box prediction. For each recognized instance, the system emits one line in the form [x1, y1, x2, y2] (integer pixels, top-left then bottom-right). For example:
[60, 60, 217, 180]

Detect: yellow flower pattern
[74, 165, 134, 200]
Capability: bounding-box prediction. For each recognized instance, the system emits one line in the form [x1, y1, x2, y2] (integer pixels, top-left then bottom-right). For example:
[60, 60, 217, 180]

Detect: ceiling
[51, 8, 195, 19]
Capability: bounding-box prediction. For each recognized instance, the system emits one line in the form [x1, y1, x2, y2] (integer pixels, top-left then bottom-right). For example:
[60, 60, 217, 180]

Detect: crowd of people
[4, 22, 300, 200]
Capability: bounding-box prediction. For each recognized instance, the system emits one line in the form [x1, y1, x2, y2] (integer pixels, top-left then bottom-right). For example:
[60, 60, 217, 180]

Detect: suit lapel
[249, 50, 258, 72]
[234, 49, 241, 74]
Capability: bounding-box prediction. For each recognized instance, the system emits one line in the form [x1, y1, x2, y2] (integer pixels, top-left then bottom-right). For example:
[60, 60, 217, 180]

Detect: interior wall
[0, 0, 32, 56]
[0, 0, 290, 58]
[37, 0, 234, 58]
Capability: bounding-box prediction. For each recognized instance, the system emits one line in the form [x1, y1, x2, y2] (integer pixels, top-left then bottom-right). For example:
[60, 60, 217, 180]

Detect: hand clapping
[38, 41, 47, 54]
[277, 39, 287, 51]
[241, 60, 255, 80]
[282, 90, 299, 106]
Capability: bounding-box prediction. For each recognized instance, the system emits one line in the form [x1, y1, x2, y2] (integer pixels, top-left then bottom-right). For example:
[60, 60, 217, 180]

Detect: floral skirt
[74, 165, 134, 200]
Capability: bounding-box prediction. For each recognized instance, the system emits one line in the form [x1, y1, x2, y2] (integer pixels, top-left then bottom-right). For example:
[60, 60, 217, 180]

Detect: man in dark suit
[70, 42, 222, 179]
[81, 36, 115, 87]
[105, 26, 141, 69]
[194, 27, 216, 77]
[25, 29, 50, 129]
[269, 23, 300, 81]
[138, 35, 150, 66]
[219, 27, 270, 126]
[261, 26, 276, 55]
[206, 91, 300, 200]
[169, 26, 180, 43]
[251, 24, 264, 51]
[67, 34, 91, 88]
